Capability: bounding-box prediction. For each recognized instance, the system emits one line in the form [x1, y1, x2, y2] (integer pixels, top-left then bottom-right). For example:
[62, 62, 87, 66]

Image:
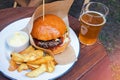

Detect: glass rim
[82, 2, 109, 17]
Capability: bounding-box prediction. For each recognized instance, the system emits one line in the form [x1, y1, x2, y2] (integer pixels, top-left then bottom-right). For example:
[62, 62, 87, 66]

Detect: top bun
[31, 14, 67, 41]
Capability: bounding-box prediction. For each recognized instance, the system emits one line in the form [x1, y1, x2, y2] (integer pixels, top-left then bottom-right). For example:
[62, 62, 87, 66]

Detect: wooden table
[0, 7, 112, 80]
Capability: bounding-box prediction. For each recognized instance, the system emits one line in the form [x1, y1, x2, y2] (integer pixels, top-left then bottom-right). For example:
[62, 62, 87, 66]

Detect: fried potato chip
[53, 60, 58, 65]
[26, 64, 47, 78]
[17, 63, 28, 72]
[8, 59, 18, 71]
[11, 53, 24, 62]
[11, 50, 44, 62]
[15, 61, 23, 65]
[27, 56, 54, 65]
[27, 63, 40, 70]
[46, 61, 55, 73]
[19, 46, 35, 54]
[23, 50, 44, 62]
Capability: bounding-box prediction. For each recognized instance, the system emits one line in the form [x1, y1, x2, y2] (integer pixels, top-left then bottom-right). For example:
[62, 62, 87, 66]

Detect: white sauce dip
[9, 32, 28, 47]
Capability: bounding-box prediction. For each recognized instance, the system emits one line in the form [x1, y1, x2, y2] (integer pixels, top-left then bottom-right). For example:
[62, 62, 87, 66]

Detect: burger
[31, 14, 70, 55]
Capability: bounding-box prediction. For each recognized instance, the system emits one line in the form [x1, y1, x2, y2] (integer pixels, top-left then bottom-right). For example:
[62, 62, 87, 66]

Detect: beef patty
[33, 38, 63, 49]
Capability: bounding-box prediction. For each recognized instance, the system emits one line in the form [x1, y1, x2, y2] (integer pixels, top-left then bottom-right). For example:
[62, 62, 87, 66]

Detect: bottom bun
[51, 38, 70, 55]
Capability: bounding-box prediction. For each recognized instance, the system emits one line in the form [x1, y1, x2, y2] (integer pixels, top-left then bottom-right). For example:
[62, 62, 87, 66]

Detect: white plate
[0, 18, 80, 80]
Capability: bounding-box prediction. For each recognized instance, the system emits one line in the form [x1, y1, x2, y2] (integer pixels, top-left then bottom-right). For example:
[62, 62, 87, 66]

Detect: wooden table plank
[0, 7, 36, 30]
[57, 42, 106, 80]
[80, 56, 113, 80]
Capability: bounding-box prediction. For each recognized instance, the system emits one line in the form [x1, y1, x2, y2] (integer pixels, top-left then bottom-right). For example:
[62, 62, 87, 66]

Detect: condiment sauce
[9, 32, 27, 47]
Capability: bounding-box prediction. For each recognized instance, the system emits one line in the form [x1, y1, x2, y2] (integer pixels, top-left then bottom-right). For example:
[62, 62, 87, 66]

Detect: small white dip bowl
[6, 31, 29, 52]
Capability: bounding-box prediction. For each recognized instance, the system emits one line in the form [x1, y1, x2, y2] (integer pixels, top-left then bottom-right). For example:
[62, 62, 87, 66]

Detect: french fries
[22, 50, 44, 62]
[11, 50, 44, 62]
[26, 64, 47, 78]
[19, 46, 35, 54]
[46, 61, 55, 73]
[27, 63, 40, 70]
[8, 45, 56, 78]
[17, 63, 28, 72]
[11, 52, 24, 62]
[8, 59, 18, 71]
[27, 56, 54, 65]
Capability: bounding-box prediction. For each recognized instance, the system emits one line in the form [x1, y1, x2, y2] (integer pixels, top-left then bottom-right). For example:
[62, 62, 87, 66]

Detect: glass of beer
[79, 2, 109, 45]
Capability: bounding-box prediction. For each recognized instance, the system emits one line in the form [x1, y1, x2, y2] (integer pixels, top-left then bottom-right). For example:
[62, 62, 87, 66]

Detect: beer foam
[80, 11, 106, 26]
